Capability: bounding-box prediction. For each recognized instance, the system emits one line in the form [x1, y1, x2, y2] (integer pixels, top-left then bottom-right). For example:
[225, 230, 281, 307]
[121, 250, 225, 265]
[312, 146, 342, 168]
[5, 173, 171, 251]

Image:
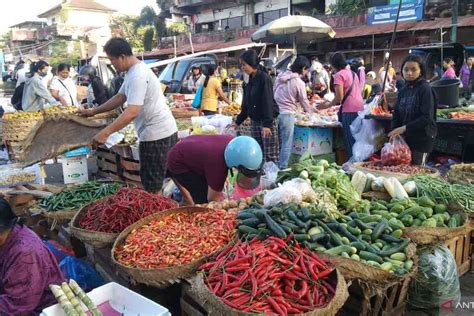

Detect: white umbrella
[251, 15, 336, 51]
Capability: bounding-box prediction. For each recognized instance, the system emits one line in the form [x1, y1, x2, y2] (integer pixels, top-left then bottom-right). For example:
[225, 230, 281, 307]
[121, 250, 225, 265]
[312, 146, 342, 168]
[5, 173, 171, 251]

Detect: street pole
[451, 0, 458, 42]
[381, 0, 403, 94]
[440, 26, 444, 67]
[288, 0, 292, 15]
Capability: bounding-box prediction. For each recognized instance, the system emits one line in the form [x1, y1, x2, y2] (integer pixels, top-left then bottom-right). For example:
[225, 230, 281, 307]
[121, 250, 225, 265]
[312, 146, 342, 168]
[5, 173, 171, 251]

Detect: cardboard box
[42, 282, 171, 316]
[62, 156, 88, 184]
[292, 126, 333, 156]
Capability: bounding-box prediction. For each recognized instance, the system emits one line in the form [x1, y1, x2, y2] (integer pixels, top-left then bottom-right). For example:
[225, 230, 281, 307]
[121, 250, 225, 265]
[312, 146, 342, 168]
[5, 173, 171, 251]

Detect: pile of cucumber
[236, 203, 413, 275]
[363, 197, 463, 229]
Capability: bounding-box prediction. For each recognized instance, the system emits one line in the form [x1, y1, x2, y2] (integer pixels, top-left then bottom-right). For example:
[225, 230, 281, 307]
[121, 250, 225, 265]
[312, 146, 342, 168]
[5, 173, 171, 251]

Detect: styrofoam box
[62, 155, 88, 184]
[41, 282, 171, 316]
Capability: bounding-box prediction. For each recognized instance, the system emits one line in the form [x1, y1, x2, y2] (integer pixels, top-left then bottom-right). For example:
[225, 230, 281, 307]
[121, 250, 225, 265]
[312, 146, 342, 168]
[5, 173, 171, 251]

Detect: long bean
[411, 175, 474, 212]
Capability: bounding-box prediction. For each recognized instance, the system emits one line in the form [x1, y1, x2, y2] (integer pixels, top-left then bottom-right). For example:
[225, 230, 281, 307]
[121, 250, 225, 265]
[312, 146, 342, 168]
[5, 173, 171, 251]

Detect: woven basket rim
[111, 207, 235, 286]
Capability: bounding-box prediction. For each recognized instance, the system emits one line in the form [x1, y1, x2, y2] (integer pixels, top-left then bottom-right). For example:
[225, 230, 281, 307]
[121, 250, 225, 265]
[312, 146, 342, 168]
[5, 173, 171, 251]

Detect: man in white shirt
[79, 38, 178, 193]
[15, 64, 28, 87]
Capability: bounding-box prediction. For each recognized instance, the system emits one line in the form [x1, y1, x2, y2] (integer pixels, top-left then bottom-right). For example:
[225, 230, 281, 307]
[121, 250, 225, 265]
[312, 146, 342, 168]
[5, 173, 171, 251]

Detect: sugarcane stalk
[49, 285, 79, 316]
[61, 282, 86, 316]
[69, 279, 103, 316]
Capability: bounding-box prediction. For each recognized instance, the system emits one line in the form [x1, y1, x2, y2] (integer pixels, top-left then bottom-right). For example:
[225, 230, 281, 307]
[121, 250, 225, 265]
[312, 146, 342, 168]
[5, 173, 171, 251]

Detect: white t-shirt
[49, 77, 78, 106]
[16, 67, 28, 87]
[119, 62, 177, 142]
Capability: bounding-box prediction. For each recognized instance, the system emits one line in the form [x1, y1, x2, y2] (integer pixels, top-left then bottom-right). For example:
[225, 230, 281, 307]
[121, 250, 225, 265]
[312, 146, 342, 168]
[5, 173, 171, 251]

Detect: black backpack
[11, 82, 25, 110]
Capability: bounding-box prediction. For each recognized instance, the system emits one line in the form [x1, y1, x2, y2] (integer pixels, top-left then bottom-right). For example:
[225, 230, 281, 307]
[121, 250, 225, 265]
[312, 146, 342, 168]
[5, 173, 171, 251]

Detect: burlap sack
[189, 270, 348, 316]
[18, 113, 107, 166]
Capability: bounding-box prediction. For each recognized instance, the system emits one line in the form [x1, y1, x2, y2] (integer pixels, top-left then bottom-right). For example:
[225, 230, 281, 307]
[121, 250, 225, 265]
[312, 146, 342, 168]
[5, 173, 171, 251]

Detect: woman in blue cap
[166, 135, 263, 205]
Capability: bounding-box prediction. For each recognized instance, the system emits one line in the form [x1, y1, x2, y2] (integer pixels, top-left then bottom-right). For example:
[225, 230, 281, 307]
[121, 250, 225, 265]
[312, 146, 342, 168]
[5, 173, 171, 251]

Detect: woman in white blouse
[49, 63, 78, 107]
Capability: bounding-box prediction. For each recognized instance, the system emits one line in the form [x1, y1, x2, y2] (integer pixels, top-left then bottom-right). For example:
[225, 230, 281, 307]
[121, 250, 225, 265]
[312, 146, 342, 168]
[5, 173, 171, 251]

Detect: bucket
[430, 79, 460, 108]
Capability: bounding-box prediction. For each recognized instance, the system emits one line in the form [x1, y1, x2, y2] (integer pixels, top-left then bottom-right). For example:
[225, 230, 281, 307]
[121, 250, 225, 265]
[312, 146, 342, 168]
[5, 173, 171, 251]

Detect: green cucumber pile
[236, 202, 413, 276]
[363, 197, 463, 229]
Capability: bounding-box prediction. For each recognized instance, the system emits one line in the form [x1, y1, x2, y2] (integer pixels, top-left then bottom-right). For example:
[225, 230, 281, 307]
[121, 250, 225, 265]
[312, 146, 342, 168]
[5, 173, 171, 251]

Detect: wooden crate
[444, 229, 472, 277]
[337, 277, 411, 316]
[120, 158, 140, 172]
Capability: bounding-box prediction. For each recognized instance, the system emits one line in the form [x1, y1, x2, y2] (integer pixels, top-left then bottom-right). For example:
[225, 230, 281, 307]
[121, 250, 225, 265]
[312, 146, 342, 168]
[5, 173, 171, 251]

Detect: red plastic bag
[381, 135, 412, 166]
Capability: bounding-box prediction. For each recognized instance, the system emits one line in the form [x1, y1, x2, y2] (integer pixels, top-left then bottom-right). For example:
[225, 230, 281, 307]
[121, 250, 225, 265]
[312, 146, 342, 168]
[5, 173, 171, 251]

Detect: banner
[368, 0, 425, 25]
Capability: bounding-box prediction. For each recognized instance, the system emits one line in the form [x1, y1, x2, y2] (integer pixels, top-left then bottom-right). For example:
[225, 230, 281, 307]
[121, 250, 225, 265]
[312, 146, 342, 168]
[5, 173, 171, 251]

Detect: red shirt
[167, 135, 233, 191]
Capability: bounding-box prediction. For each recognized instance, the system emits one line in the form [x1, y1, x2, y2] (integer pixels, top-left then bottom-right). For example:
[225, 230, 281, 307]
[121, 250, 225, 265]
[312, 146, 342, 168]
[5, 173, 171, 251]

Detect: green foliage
[109, 15, 144, 52]
[135, 6, 157, 28]
[328, 0, 368, 15]
[167, 22, 189, 36]
[143, 27, 155, 51]
[48, 39, 80, 66]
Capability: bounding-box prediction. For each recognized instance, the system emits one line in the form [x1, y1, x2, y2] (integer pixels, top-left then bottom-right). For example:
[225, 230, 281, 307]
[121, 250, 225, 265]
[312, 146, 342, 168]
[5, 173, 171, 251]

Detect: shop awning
[143, 37, 258, 58]
[334, 15, 474, 39]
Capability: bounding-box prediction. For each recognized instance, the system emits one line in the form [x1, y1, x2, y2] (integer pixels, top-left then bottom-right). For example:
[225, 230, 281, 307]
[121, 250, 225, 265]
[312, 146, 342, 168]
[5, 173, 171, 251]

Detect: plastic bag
[408, 244, 460, 309]
[263, 162, 279, 183]
[44, 240, 75, 263]
[350, 109, 385, 162]
[381, 135, 412, 166]
[59, 256, 105, 291]
[263, 178, 315, 207]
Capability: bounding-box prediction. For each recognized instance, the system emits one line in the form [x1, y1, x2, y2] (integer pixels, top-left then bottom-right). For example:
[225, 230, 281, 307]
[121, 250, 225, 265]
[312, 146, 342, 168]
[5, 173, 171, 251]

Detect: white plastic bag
[263, 185, 302, 207]
[263, 178, 315, 207]
[350, 107, 385, 162]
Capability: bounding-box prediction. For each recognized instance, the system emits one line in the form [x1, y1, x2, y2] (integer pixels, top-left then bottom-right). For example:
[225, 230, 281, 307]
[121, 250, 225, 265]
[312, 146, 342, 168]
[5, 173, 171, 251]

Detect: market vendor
[167, 135, 263, 205]
[0, 198, 64, 315]
[274, 55, 313, 169]
[234, 50, 280, 164]
[22, 60, 60, 111]
[79, 38, 178, 193]
[388, 55, 437, 165]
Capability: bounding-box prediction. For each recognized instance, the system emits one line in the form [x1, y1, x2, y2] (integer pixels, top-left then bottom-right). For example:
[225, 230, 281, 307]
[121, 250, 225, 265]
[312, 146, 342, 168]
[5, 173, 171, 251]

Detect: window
[196, 23, 214, 33]
[255, 9, 288, 25]
[221, 16, 243, 30]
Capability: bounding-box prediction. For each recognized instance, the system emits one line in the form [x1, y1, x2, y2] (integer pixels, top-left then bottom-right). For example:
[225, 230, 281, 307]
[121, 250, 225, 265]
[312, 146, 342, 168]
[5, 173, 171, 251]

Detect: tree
[48, 39, 80, 66]
[328, 0, 367, 15]
[136, 6, 157, 27]
[143, 27, 155, 51]
[167, 22, 189, 36]
[109, 15, 144, 52]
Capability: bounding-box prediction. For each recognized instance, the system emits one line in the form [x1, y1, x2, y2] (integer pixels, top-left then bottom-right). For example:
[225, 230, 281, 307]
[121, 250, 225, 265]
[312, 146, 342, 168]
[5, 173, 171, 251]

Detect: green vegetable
[308, 226, 322, 235]
[434, 204, 447, 214]
[380, 262, 393, 271]
[40, 181, 122, 212]
[421, 207, 433, 218]
[391, 229, 403, 238]
[372, 220, 389, 242]
[403, 259, 414, 271]
[378, 238, 410, 257]
[390, 252, 407, 261]
[421, 218, 437, 228]
[324, 245, 354, 256]
[350, 241, 366, 251]
[417, 196, 436, 208]
[239, 218, 261, 227]
[351, 254, 360, 261]
[238, 225, 260, 235]
[412, 218, 422, 227]
[359, 251, 384, 264]
[263, 214, 287, 238]
[390, 204, 405, 214]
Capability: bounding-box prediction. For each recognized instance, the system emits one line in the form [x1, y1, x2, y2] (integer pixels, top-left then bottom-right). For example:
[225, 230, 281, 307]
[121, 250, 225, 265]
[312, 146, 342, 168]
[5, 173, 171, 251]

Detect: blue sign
[368, 0, 424, 25]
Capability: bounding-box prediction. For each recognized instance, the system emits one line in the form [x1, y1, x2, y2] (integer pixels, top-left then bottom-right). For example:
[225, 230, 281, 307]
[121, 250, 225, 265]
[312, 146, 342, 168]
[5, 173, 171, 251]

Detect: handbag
[337, 71, 356, 122]
[192, 84, 203, 109]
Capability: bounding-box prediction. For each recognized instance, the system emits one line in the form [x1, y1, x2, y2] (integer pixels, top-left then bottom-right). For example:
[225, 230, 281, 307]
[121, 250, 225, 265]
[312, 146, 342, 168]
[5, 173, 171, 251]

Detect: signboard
[368, 0, 425, 25]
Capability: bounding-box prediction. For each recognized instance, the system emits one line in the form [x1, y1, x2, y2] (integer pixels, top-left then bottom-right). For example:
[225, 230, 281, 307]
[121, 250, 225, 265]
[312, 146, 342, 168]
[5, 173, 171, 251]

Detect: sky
[0, 0, 160, 33]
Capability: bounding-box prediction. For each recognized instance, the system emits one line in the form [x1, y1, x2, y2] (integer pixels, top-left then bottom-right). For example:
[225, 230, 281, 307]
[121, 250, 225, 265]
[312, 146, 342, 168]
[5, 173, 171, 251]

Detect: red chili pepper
[316, 268, 334, 279]
[267, 296, 285, 315]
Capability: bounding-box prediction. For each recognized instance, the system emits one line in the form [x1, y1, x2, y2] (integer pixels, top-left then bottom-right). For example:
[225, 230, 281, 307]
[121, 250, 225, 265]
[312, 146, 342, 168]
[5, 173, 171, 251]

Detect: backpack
[11, 82, 25, 110]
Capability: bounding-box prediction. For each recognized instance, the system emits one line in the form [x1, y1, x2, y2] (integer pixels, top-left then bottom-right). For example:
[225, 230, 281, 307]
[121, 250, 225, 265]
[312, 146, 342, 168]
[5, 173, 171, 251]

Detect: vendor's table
[292, 124, 339, 157]
[366, 115, 474, 161]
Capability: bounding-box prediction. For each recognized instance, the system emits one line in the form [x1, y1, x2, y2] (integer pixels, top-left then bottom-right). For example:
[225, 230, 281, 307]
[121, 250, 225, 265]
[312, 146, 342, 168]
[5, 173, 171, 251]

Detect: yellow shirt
[201, 77, 221, 112]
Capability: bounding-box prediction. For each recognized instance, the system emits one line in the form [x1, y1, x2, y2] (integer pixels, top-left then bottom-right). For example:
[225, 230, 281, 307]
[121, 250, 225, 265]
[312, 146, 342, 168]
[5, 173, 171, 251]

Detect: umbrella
[251, 15, 336, 50]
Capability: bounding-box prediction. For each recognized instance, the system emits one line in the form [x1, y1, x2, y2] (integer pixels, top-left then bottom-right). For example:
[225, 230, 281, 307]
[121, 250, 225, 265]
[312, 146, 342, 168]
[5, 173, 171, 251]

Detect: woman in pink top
[319, 52, 364, 160]
[442, 57, 456, 79]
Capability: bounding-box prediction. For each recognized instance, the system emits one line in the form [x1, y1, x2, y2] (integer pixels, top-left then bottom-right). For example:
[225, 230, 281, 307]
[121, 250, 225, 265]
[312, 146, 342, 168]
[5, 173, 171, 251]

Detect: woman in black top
[235, 50, 279, 163]
[389, 55, 437, 165]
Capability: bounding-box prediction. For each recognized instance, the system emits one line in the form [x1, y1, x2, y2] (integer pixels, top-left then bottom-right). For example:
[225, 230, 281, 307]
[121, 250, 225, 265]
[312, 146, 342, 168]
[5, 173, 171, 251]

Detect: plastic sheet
[408, 244, 461, 310]
[59, 256, 105, 291]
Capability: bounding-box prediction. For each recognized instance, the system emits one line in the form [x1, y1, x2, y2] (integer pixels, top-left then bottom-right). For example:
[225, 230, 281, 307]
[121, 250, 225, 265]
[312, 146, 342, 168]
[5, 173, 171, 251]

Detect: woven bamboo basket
[111, 207, 236, 288]
[3, 116, 43, 142]
[70, 197, 119, 248]
[171, 108, 199, 119]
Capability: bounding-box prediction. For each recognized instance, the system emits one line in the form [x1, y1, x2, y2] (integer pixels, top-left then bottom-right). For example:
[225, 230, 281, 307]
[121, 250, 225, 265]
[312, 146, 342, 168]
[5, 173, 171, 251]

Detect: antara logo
[440, 300, 454, 313]
[440, 299, 474, 312]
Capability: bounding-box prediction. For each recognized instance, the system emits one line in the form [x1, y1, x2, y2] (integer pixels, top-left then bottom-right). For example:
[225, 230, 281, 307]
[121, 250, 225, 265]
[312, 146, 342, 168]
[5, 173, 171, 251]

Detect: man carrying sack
[79, 38, 178, 193]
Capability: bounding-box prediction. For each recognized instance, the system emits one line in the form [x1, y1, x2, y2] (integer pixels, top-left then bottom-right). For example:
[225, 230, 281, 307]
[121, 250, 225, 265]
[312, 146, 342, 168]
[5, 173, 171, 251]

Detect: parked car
[158, 55, 218, 94]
